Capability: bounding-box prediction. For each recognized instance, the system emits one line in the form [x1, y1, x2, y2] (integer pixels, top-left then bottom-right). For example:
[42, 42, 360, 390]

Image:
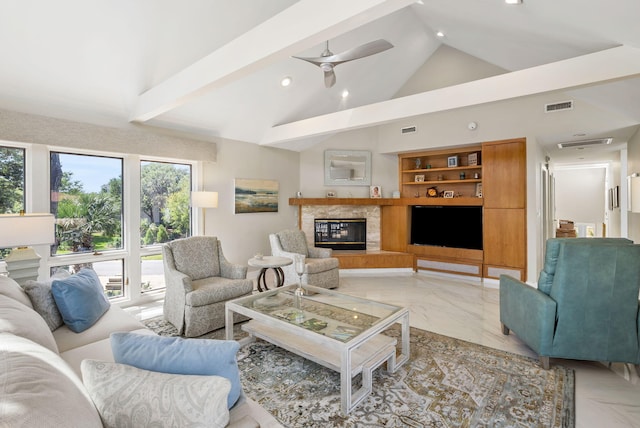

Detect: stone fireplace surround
[300, 205, 381, 251]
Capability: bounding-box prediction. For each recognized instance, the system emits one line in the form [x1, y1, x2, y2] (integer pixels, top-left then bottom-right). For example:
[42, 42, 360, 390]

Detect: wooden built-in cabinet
[397, 139, 527, 280]
[289, 138, 527, 280]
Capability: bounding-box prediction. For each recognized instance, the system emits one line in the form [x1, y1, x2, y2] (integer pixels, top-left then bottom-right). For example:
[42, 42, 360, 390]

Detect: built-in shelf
[289, 197, 483, 206]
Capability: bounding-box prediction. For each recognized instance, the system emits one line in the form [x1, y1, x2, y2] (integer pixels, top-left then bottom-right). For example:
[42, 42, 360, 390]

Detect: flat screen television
[411, 205, 483, 250]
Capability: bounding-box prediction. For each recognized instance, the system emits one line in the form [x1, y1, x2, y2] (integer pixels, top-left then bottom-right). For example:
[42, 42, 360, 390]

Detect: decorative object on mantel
[443, 190, 454, 198]
[447, 155, 458, 167]
[414, 174, 425, 182]
[415, 158, 421, 169]
[468, 152, 479, 166]
[427, 187, 438, 197]
[234, 178, 278, 214]
[392, 190, 400, 198]
[370, 185, 381, 198]
[475, 183, 483, 197]
[143, 319, 575, 428]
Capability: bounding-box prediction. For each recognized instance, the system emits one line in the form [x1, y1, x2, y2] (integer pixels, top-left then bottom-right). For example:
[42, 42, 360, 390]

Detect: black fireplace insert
[314, 218, 366, 251]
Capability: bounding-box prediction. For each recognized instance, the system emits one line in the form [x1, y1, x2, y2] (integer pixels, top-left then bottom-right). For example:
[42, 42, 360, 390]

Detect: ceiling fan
[293, 39, 393, 88]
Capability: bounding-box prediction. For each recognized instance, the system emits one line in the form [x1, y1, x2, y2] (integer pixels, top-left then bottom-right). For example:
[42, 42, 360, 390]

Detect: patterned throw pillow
[81, 360, 230, 428]
[22, 269, 71, 331]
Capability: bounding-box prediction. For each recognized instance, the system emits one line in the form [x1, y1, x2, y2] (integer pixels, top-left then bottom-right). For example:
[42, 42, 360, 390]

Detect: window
[140, 160, 191, 293]
[50, 152, 123, 255]
[0, 146, 25, 259]
[0, 146, 25, 214]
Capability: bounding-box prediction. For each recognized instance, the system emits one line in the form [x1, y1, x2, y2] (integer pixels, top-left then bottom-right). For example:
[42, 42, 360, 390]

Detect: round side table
[248, 256, 293, 292]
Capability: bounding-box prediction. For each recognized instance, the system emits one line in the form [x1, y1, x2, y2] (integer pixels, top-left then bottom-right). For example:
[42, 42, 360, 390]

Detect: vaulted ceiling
[2, 0, 640, 161]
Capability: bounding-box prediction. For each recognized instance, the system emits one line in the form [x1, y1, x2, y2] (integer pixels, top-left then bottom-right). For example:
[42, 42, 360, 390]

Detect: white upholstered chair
[162, 236, 253, 337]
[269, 229, 339, 289]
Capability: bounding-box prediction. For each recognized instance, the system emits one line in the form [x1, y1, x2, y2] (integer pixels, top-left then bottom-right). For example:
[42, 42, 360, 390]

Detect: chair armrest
[308, 246, 332, 258]
[500, 275, 557, 356]
[165, 268, 193, 293]
[220, 258, 248, 280]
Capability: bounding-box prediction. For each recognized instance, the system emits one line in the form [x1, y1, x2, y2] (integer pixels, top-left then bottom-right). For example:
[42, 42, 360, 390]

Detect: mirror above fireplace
[324, 150, 372, 186]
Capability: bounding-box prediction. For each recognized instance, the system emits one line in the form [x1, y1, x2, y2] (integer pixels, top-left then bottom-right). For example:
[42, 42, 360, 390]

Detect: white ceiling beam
[130, 0, 416, 123]
[261, 45, 640, 146]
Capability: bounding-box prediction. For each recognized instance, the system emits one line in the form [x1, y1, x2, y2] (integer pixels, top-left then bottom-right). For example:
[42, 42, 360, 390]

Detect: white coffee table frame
[225, 284, 410, 415]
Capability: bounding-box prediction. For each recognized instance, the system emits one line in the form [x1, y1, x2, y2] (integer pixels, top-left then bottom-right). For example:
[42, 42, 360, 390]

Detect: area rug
[143, 317, 575, 428]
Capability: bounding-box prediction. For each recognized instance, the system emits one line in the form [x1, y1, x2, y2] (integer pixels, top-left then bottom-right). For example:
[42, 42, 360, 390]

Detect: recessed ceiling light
[573, 133, 587, 137]
[505, 0, 523, 4]
[416, 0, 424, 4]
[341, 89, 349, 98]
[436, 31, 445, 38]
[280, 76, 292, 87]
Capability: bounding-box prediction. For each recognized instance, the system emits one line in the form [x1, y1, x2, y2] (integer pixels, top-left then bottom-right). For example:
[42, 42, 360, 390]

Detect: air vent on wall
[401, 125, 417, 134]
[557, 138, 613, 149]
[545, 100, 573, 112]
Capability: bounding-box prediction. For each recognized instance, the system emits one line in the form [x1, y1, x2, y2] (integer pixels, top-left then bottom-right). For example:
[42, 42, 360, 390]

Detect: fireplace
[314, 218, 366, 251]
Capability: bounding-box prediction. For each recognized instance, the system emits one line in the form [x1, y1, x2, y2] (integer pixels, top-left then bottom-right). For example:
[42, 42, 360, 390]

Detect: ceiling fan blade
[292, 39, 393, 67]
[324, 68, 336, 88]
[326, 39, 393, 65]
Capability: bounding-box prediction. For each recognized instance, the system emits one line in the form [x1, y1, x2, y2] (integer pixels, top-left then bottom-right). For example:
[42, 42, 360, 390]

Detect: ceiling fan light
[280, 76, 292, 87]
[505, 0, 522, 4]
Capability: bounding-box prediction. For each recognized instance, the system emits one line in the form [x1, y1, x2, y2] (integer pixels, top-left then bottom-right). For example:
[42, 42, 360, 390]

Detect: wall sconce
[629, 173, 640, 213]
[191, 191, 218, 235]
[0, 213, 55, 285]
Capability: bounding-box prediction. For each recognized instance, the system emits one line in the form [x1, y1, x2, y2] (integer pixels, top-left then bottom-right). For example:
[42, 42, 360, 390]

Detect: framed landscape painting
[234, 178, 279, 214]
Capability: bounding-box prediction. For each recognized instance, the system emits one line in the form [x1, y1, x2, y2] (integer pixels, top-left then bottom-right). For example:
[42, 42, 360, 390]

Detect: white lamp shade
[191, 191, 219, 208]
[0, 213, 55, 248]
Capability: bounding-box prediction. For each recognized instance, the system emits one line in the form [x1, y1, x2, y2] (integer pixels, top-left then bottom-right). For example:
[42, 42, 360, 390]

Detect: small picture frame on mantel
[443, 190, 455, 198]
[447, 156, 458, 168]
[468, 152, 479, 166]
[370, 185, 382, 198]
[414, 174, 425, 182]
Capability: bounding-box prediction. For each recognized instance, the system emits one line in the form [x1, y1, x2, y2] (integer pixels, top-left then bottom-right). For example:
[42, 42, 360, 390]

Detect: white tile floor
[128, 271, 640, 428]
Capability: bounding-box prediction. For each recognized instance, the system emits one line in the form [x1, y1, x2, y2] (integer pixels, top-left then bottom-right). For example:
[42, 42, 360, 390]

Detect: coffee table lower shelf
[242, 320, 398, 413]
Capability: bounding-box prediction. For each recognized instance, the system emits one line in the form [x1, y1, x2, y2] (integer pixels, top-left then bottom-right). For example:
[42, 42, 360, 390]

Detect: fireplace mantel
[289, 198, 413, 270]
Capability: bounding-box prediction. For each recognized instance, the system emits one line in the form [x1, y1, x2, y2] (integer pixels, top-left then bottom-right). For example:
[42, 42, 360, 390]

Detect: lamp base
[5, 247, 42, 286]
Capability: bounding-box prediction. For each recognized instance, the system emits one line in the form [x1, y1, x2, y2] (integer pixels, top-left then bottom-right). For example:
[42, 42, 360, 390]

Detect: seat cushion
[276, 229, 309, 256]
[169, 236, 221, 280]
[0, 294, 58, 353]
[305, 257, 339, 274]
[186, 277, 253, 307]
[0, 333, 103, 428]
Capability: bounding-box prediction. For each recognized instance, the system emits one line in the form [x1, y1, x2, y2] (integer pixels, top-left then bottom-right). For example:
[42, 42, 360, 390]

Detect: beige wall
[627, 128, 640, 242]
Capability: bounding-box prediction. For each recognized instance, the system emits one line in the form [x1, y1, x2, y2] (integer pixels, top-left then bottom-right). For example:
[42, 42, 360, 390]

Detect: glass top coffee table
[225, 284, 409, 414]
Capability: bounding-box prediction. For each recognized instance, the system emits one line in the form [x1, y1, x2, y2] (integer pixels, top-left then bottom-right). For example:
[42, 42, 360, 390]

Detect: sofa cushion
[22, 269, 71, 331]
[111, 332, 242, 408]
[0, 275, 33, 309]
[0, 294, 58, 353]
[53, 304, 146, 353]
[0, 333, 102, 427]
[52, 268, 111, 333]
[169, 236, 221, 280]
[81, 359, 230, 428]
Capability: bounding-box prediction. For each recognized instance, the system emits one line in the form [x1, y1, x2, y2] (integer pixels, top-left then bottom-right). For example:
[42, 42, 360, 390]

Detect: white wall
[553, 166, 607, 237]
[203, 140, 299, 265]
[627, 128, 640, 242]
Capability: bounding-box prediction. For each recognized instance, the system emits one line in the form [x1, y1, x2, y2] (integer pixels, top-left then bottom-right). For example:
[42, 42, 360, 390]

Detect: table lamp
[191, 191, 218, 235]
[0, 213, 55, 285]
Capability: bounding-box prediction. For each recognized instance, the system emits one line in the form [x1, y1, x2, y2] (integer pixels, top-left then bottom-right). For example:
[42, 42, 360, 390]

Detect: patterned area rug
[143, 317, 575, 428]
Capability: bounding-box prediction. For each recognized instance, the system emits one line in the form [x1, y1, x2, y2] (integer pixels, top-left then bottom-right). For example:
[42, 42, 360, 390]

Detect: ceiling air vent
[401, 126, 417, 134]
[557, 138, 613, 149]
[545, 100, 573, 113]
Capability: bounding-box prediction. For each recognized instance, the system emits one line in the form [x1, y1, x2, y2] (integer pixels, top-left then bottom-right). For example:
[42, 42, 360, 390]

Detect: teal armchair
[500, 238, 640, 370]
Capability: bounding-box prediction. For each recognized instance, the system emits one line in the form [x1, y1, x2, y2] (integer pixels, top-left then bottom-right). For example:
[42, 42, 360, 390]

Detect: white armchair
[269, 229, 339, 289]
[162, 236, 253, 337]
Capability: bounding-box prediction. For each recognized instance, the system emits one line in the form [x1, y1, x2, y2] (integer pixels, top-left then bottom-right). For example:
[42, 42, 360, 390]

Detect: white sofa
[0, 274, 281, 428]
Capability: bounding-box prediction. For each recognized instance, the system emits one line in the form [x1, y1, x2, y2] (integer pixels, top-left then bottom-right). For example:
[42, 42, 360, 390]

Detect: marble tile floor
[126, 271, 640, 428]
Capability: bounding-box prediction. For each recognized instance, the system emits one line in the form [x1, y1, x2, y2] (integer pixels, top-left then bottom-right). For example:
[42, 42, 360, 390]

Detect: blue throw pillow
[110, 332, 242, 408]
[51, 268, 110, 333]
